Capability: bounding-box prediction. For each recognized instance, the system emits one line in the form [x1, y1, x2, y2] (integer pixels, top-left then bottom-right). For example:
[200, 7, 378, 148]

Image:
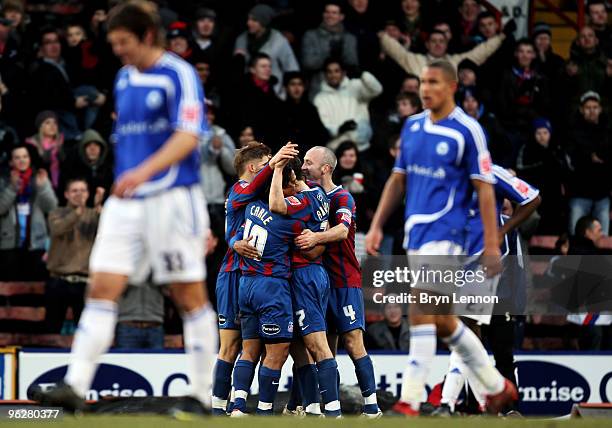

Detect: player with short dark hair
[36, 0, 215, 415]
[212, 142, 298, 415]
[366, 60, 517, 416]
[269, 158, 341, 417]
[230, 158, 320, 416]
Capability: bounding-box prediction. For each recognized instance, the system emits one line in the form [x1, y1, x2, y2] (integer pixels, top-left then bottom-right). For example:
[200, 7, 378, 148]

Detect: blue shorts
[239, 275, 293, 341]
[216, 270, 241, 330]
[326, 287, 365, 334]
[290, 264, 329, 336]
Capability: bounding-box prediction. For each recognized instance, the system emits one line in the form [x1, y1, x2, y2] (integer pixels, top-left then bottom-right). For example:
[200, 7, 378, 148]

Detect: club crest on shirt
[436, 141, 449, 156]
[146, 90, 163, 109]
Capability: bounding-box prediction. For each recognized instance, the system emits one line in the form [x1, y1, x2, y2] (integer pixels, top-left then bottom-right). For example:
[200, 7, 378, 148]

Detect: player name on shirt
[250, 205, 274, 226]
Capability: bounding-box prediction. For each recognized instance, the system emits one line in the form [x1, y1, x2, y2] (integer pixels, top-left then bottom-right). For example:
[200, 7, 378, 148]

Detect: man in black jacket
[567, 91, 612, 235]
[28, 27, 85, 140]
[282, 72, 329, 152]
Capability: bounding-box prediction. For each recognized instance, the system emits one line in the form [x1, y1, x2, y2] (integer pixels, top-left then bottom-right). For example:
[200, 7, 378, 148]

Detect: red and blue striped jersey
[288, 186, 329, 269]
[220, 165, 273, 272]
[323, 185, 362, 288]
[240, 200, 307, 279]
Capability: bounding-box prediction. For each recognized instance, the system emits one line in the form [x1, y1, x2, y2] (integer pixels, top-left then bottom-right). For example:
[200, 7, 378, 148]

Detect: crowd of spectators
[0, 0, 611, 349]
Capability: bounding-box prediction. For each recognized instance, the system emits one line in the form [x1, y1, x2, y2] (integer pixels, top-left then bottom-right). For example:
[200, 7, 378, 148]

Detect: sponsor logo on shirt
[116, 118, 170, 136]
[406, 164, 446, 179]
[287, 196, 301, 206]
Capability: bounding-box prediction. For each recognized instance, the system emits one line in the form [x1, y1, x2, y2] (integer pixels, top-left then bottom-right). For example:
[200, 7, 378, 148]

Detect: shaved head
[302, 145, 337, 182]
[312, 145, 337, 171]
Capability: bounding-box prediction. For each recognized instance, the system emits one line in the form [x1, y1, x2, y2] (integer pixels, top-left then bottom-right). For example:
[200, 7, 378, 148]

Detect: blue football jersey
[241, 200, 306, 279]
[466, 165, 539, 256]
[220, 165, 273, 273]
[394, 107, 495, 250]
[112, 52, 207, 197]
[285, 186, 329, 268]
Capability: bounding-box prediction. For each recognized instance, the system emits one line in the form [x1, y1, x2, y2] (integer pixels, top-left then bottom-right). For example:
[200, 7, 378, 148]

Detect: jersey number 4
[343, 305, 356, 321]
[244, 219, 268, 256]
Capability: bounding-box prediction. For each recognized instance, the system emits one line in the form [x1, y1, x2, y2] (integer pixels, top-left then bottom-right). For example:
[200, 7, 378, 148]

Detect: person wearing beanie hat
[191, 6, 233, 89]
[25, 111, 65, 190]
[167, 21, 202, 63]
[566, 83, 612, 235]
[234, 3, 299, 97]
[518, 113, 568, 234]
[532, 22, 565, 83]
[532, 117, 552, 134]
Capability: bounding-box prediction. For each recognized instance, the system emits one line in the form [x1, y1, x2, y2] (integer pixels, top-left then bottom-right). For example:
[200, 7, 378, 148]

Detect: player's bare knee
[219, 336, 241, 361]
[264, 343, 290, 369]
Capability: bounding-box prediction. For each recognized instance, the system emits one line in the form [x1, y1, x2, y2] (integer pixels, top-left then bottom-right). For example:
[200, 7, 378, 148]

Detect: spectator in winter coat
[60, 129, 113, 207]
[25, 111, 65, 191]
[0, 145, 57, 280]
[457, 86, 511, 166]
[231, 53, 287, 151]
[587, 0, 611, 53]
[234, 4, 299, 97]
[566, 91, 612, 235]
[166, 22, 201, 64]
[200, 102, 235, 223]
[378, 24, 507, 78]
[191, 7, 233, 80]
[28, 27, 89, 140]
[45, 178, 103, 333]
[532, 22, 565, 84]
[365, 299, 410, 351]
[302, 2, 358, 94]
[497, 38, 550, 142]
[344, 0, 380, 72]
[313, 58, 382, 152]
[516, 118, 569, 234]
[333, 141, 372, 232]
[565, 26, 607, 112]
[64, 23, 107, 130]
[283, 71, 329, 153]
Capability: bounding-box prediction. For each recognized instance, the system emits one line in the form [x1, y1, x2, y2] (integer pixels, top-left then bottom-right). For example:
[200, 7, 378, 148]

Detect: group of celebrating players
[33, 0, 546, 419]
[212, 142, 380, 417]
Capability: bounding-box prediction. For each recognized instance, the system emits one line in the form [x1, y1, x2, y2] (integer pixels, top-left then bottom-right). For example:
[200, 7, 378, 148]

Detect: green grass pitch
[3, 415, 607, 428]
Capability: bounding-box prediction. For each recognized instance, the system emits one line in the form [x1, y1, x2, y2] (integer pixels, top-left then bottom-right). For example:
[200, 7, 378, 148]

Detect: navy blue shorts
[239, 275, 293, 341]
[290, 264, 329, 336]
[326, 287, 365, 334]
[216, 270, 241, 330]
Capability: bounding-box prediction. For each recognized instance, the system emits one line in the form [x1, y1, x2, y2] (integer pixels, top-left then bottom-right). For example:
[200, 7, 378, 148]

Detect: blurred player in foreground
[365, 60, 517, 416]
[36, 0, 214, 414]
